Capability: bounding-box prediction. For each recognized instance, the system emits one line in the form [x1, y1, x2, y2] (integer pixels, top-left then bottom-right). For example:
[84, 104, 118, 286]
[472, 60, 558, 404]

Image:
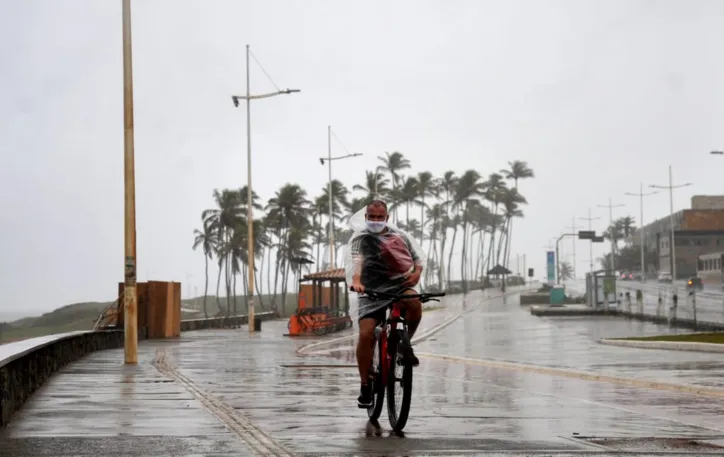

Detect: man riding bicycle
[348, 200, 424, 408]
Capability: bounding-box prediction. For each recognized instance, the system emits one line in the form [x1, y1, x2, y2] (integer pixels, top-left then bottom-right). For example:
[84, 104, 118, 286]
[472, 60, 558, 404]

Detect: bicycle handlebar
[348, 287, 446, 301]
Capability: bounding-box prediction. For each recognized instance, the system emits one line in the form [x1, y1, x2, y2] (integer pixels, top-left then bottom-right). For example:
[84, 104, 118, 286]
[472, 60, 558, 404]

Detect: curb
[599, 338, 724, 353]
[416, 352, 724, 398]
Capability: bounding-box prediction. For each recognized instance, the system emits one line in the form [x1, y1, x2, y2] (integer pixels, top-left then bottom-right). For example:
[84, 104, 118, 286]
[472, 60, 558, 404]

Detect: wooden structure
[286, 268, 352, 336]
[107, 281, 182, 339]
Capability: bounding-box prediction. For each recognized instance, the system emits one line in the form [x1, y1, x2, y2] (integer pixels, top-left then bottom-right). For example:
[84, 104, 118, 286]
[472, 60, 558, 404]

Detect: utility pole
[650, 166, 692, 281]
[565, 218, 584, 279]
[625, 183, 658, 281]
[231, 46, 300, 332]
[579, 208, 601, 277]
[319, 128, 361, 269]
[121, 0, 138, 365]
[597, 198, 625, 274]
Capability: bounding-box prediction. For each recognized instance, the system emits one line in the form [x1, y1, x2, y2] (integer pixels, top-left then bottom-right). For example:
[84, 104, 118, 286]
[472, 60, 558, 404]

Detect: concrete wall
[0, 331, 124, 427]
[0, 312, 277, 429]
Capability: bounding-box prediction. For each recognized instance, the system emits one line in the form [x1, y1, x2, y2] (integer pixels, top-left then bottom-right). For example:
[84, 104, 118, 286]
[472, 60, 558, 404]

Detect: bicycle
[352, 287, 446, 432]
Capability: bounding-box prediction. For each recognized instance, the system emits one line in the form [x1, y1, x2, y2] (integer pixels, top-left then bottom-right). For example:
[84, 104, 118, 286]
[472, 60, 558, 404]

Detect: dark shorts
[358, 305, 388, 324]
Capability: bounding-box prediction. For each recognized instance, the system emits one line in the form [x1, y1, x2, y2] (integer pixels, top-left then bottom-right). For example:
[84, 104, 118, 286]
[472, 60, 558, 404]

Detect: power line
[248, 49, 281, 92]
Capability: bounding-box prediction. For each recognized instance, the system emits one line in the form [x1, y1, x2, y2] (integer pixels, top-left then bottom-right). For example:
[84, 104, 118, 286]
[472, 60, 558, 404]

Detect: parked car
[657, 272, 673, 283]
[620, 271, 633, 280]
[687, 276, 704, 292]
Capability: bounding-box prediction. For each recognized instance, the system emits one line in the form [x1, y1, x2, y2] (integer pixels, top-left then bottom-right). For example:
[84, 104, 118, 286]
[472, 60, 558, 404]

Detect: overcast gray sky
[2, 0, 724, 316]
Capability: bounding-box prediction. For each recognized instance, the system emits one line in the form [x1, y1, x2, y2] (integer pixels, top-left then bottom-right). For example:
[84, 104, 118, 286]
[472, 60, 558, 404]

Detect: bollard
[625, 291, 632, 314]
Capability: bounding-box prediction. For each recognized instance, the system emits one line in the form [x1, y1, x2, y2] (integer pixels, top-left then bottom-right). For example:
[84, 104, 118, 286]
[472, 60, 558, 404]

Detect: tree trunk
[215, 259, 224, 315]
[203, 255, 209, 319]
[447, 226, 458, 286]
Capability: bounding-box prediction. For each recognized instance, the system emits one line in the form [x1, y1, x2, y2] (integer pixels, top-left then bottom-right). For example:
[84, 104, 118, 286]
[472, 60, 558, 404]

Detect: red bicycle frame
[379, 300, 404, 386]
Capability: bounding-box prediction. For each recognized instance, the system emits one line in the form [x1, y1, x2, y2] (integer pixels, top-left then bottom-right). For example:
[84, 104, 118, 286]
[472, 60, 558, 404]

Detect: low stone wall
[520, 293, 548, 305]
[609, 309, 724, 331]
[0, 330, 124, 427]
[180, 311, 276, 331]
[0, 311, 278, 429]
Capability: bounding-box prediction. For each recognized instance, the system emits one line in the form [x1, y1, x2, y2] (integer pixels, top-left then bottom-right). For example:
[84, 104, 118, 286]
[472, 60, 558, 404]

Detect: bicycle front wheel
[367, 335, 385, 420]
[386, 329, 413, 431]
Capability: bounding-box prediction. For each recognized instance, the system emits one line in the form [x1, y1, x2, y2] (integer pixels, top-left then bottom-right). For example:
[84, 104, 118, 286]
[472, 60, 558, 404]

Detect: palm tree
[202, 189, 243, 314]
[437, 171, 458, 287]
[501, 160, 534, 267]
[353, 170, 390, 199]
[559, 261, 573, 281]
[453, 170, 486, 292]
[378, 151, 411, 221]
[415, 171, 438, 246]
[192, 220, 217, 318]
[497, 187, 527, 267]
[266, 184, 311, 301]
[483, 173, 507, 275]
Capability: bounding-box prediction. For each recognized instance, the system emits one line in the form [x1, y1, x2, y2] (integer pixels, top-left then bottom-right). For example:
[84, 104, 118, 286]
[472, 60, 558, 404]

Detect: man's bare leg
[401, 290, 422, 366]
[401, 290, 422, 339]
[356, 317, 377, 407]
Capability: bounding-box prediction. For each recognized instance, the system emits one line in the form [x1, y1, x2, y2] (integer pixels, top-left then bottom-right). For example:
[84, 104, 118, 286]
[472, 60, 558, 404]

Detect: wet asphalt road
[2, 290, 724, 456]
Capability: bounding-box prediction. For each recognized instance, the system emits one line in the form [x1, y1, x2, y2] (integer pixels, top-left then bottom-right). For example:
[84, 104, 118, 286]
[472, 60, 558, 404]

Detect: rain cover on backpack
[343, 206, 426, 320]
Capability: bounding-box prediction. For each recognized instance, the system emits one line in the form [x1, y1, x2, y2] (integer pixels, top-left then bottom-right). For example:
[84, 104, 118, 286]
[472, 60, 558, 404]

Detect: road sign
[528, 268, 534, 278]
[592, 236, 605, 243]
[578, 230, 595, 240]
[546, 251, 555, 285]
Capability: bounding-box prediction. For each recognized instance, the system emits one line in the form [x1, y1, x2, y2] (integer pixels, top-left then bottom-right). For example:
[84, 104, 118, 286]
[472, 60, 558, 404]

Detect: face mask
[366, 220, 386, 233]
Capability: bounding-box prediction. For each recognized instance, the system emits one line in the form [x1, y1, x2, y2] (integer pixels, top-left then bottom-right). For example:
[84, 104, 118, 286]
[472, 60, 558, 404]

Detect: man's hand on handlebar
[350, 281, 365, 293]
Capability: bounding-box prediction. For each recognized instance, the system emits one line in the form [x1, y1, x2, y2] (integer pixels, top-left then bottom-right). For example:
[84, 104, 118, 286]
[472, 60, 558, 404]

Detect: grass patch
[616, 332, 724, 344]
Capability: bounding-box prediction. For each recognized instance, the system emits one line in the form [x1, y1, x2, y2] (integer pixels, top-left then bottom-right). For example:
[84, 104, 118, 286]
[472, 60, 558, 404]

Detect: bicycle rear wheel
[386, 329, 413, 431]
[367, 334, 385, 420]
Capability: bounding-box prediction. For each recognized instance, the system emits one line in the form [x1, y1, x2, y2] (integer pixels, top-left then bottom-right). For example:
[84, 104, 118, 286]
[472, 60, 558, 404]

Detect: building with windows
[657, 230, 724, 278]
[627, 195, 724, 278]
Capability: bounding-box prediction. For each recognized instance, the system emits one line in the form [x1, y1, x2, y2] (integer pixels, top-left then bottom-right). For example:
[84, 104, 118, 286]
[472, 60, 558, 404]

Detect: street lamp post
[121, 0, 138, 365]
[579, 208, 601, 277]
[624, 183, 658, 282]
[232, 45, 300, 333]
[565, 218, 583, 279]
[650, 165, 692, 281]
[597, 198, 625, 274]
[320, 127, 361, 269]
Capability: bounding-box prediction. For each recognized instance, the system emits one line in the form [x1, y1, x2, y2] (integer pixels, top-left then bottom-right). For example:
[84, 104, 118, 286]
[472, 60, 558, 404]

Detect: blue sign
[546, 251, 555, 284]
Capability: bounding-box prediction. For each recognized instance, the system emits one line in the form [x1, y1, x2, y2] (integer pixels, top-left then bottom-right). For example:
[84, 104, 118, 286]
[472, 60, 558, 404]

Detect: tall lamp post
[320, 126, 361, 269]
[624, 183, 658, 282]
[597, 198, 625, 274]
[579, 208, 600, 277]
[650, 165, 692, 281]
[121, 0, 138, 365]
[564, 218, 583, 279]
[232, 45, 300, 333]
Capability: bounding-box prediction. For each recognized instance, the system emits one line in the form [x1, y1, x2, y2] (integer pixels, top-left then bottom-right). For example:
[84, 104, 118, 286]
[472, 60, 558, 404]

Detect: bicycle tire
[386, 329, 413, 431]
[367, 335, 385, 420]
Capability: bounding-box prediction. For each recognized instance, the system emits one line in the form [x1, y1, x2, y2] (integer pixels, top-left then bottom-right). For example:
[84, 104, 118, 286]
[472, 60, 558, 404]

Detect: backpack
[380, 233, 414, 278]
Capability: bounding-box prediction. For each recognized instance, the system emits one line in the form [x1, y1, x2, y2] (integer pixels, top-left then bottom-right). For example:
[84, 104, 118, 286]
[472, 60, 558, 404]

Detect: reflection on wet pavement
[3, 290, 724, 455]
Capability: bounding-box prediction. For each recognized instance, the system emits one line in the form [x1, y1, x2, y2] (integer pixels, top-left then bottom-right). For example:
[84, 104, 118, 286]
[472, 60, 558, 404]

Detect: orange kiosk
[286, 268, 352, 336]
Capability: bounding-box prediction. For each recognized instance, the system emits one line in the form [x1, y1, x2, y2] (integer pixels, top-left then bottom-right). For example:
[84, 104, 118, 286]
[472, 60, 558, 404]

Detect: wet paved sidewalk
[3, 291, 724, 456]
